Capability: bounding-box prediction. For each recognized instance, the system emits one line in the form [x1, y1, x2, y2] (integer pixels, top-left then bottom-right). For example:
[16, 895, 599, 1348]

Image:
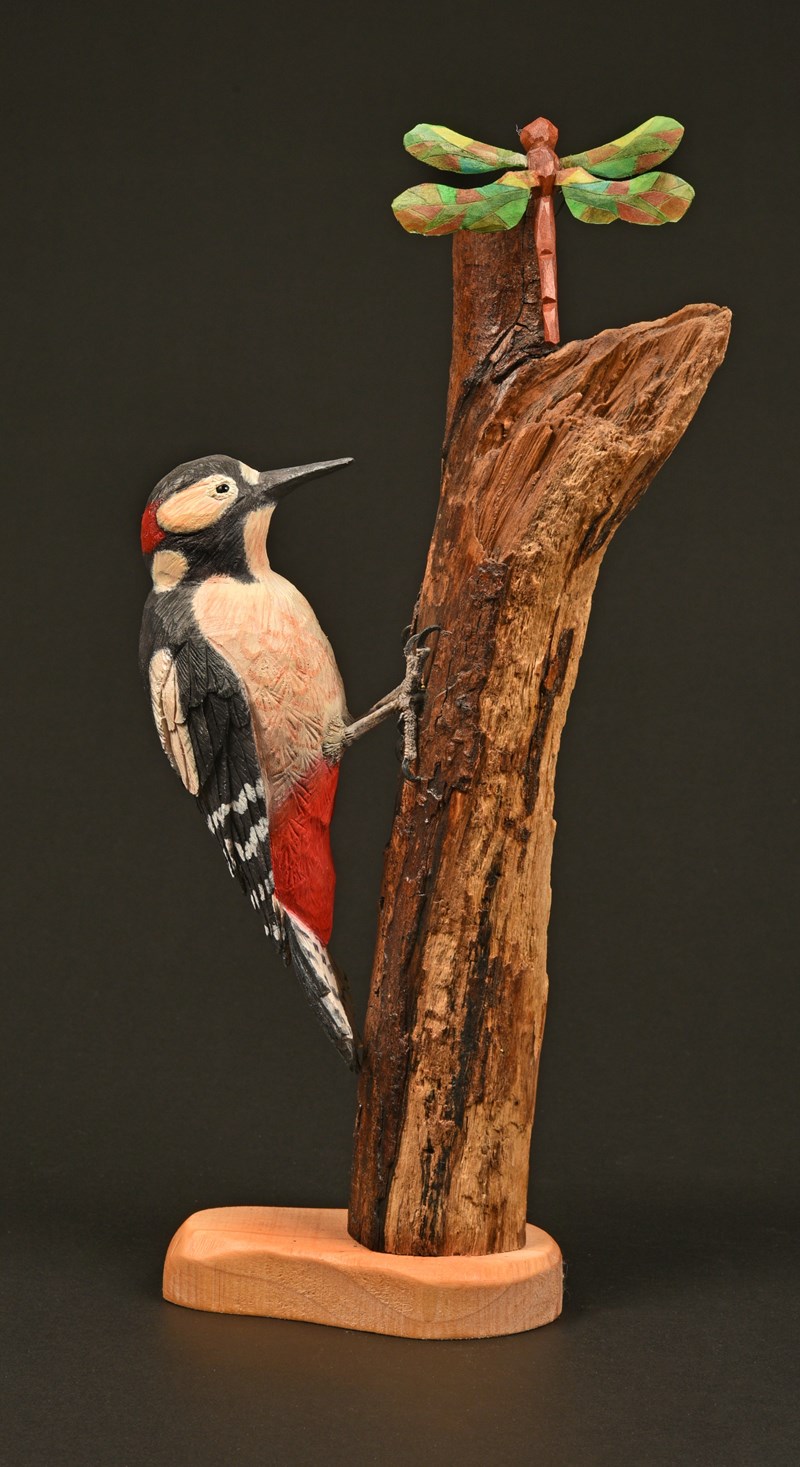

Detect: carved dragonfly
[392, 116, 694, 345]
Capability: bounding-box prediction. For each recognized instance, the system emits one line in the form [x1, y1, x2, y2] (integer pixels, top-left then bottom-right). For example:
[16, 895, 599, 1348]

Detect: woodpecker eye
[157, 477, 239, 535]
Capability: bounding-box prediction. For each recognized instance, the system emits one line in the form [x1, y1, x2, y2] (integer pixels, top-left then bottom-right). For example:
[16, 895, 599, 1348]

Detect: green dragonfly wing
[392, 179, 531, 235]
[403, 123, 527, 175]
[561, 171, 694, 224]
[560, 117, 684, 179]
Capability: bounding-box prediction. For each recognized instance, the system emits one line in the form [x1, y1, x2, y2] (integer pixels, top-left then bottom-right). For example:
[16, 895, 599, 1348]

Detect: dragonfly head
[519, 118, 558, 152]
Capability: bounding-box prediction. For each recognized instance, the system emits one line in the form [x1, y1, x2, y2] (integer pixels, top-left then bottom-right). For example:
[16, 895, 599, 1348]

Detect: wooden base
[163, 1206, 563, 1339]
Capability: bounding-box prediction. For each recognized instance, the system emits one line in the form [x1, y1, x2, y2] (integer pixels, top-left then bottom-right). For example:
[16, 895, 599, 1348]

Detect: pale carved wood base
[163, 1205, 563, 1339]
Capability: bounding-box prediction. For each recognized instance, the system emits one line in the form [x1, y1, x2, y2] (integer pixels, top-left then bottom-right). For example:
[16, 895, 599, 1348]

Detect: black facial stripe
[166, 511, 255, 583]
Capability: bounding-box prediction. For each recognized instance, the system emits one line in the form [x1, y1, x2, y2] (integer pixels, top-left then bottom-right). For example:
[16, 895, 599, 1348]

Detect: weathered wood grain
[348, 223, 731, 1256]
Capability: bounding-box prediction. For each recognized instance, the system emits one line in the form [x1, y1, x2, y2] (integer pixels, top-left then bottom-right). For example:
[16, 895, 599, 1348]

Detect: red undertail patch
[270, 760, 340, 945]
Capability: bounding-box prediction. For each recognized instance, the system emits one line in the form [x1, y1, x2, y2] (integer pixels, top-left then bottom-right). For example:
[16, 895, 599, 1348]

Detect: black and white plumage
[147, 631, 282, 942]
[139, 454, 361, 1069]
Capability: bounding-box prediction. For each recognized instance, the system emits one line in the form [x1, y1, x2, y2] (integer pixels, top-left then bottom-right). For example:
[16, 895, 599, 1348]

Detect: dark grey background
[2, 0, 797, 1463]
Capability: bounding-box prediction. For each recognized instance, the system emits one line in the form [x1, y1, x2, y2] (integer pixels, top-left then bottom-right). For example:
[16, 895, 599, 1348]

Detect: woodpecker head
[141, 454, 352, 589]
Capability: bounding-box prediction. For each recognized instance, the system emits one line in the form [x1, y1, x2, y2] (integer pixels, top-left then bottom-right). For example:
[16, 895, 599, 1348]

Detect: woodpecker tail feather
[283, 913, 361, 1071]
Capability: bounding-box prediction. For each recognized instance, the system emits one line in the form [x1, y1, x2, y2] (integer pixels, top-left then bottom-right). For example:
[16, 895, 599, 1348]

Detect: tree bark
[348, 214, 731, 1257]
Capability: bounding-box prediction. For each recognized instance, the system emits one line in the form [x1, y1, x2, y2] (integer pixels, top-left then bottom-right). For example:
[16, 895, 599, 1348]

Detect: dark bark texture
[348, 212, 731, 1257]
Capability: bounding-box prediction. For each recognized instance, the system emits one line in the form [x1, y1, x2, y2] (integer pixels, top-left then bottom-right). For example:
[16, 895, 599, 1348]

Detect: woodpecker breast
[191, 569, 347, 806]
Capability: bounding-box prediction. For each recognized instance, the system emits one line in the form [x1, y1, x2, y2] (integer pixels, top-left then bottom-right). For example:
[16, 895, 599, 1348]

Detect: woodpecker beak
[258, 458, 353, 501]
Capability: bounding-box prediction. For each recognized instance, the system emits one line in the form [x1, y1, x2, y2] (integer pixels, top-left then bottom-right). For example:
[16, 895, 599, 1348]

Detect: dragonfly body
[392, 115, 695, 345]
[520, 118, 560, 342]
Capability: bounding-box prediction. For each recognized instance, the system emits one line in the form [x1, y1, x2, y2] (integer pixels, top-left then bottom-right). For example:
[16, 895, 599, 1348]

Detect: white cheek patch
[151, 548, 188, 591]
[157, 477, 239, 534]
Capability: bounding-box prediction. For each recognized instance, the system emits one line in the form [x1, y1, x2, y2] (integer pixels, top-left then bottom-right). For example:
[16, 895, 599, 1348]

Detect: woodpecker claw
[399, 625, 442, 781]
[404, 624, 442, 653]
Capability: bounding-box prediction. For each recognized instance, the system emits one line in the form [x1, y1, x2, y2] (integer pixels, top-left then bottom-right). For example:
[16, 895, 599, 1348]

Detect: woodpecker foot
[331, 627, 442, 765]
[399, 626, 441, 782]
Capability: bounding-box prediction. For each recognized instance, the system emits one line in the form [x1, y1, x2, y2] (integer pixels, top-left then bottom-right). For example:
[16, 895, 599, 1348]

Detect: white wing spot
[206, 781, 263, 831]
[233, 816, 269, 862]
[149, 650, 200, 795]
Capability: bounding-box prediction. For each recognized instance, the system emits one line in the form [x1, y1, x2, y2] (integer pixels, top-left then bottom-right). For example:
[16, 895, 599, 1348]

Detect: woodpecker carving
[139, 454, 432, 1070]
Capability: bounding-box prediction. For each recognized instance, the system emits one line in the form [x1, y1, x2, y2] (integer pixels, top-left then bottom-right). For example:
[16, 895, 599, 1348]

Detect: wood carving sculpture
[393, 115, 694, 343]
[153, 109, 731, 1337]
[139, 456, 433, 1069]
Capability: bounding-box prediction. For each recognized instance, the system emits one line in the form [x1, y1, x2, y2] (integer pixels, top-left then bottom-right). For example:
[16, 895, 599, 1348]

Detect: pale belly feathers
[192, 572, 348, 809]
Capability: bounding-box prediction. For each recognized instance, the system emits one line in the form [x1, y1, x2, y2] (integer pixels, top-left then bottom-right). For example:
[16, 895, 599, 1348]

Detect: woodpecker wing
[145, 627, 360, 1069]
[149, 636, 283, 942]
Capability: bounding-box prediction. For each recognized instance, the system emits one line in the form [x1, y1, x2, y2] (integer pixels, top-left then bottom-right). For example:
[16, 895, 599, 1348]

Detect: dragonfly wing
[561, 171, 694, 224]
[392, 180, 531, 234]
[560, 117, 684, 179]
[403, 123, 527, 174]
[556, 166, 596, 186]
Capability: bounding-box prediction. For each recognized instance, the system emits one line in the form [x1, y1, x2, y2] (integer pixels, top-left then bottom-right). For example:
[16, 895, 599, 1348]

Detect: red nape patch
[270, 761, 340, 945]
[140, 502, 166, 555]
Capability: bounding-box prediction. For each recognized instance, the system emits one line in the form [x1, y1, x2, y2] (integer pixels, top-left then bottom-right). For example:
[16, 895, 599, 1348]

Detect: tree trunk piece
[348, 224, 731, 1257]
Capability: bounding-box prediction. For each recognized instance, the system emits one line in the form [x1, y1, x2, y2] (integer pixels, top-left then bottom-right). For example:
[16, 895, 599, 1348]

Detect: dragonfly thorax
[519, 118, 559, 183]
